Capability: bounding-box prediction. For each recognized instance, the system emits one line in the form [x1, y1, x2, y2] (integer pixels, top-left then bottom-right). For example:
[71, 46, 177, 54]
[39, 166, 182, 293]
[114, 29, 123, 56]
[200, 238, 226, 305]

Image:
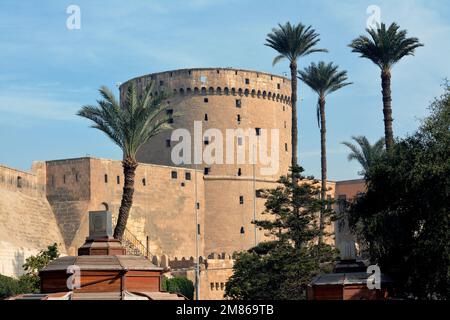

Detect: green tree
[21, 243, 60, 293]
[78, 82, 172, 239]
[162, 276, 194, 300]
[349, 22, 423, 151]
[348, 83, 450, 299]
[342, 135, 385, 175]
[298, 61, 351, 242]
[0, 244, 60, 298]
[225, 166, 337, 300]
[265, 22, 327, 168]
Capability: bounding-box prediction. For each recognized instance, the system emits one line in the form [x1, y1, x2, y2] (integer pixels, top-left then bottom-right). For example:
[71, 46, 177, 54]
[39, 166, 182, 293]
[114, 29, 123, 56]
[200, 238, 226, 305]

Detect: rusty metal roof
[41, 255, 162, 272]
[311, 272, 393, 286]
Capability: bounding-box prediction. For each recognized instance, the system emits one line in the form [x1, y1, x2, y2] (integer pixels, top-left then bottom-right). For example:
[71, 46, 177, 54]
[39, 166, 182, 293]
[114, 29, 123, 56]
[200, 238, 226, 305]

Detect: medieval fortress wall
[0, 68, 364, 299]
[44, 157, 206, 258]
[0, 157, 206, 277]
[120, 68, 294, 253]
[0, 164, 66, 277]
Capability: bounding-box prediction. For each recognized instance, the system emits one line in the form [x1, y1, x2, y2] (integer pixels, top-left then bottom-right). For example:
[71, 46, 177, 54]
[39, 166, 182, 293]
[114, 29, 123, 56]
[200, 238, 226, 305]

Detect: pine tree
[225, 166, 337, 300]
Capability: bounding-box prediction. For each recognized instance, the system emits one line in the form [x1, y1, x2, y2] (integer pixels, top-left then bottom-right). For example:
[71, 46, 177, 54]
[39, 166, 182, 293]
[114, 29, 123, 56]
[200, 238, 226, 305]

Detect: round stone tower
[120, 68, 292, 254]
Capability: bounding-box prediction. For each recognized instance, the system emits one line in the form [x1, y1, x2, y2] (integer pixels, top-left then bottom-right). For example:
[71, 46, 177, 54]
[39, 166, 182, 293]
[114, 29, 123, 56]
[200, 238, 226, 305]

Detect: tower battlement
[121, 67, 292, 105]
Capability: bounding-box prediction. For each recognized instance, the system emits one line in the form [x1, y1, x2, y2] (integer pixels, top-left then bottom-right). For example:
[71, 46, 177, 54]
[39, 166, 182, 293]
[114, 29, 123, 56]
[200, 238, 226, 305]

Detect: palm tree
[265, 22, 327, 168]
[342, 136, 385, 175]
[349, 22, 423, 151]
[78, 81, 172, 240]
[298, 61, 351, 242]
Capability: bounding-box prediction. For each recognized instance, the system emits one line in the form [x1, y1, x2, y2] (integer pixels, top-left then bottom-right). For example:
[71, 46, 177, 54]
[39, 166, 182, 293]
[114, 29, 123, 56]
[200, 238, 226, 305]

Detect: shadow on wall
[13, 250, 25, 277]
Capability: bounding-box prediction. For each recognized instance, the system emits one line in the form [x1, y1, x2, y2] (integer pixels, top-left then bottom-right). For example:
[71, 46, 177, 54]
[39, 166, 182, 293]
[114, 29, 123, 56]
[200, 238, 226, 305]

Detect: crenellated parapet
[120, 67, 292, 106]
[0, 163, 45, 197]
[207, 252, 233, 260]
[150, 252, 234, 271]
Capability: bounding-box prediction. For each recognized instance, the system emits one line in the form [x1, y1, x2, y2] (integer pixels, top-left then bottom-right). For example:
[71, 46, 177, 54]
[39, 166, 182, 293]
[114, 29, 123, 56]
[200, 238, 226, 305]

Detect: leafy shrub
[0, 243, 60, 298]
[0, 274, 21, 299]
[20, 243, 60, 293]
[162, 276, 194, 300]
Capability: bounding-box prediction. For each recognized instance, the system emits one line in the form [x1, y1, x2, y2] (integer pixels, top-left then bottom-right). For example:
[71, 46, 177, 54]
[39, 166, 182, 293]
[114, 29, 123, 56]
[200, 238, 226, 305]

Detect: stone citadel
[0, 68, 364, 299]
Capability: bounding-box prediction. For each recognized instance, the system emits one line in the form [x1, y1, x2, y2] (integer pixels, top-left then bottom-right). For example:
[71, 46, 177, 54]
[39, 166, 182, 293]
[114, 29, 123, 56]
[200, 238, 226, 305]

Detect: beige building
[122, 68, 293, 254]
[0, 68, 364, 299]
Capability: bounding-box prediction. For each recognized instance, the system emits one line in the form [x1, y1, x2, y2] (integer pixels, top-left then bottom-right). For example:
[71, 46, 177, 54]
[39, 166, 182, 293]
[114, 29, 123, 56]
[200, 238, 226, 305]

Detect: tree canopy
[78, 82, 172, 160]
[348, 82, 450, 299]
[265, 22, 327, 66]
[349, 22, 423, 71]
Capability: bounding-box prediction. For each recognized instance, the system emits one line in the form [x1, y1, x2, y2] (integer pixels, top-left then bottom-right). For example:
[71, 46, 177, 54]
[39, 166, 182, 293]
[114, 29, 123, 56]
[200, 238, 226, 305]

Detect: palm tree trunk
[290, 61, 300, 218]
[381, 69, 394, 151]
[319, 96, 327, 244]
[113, 157, 138, 240]
[290, 61, 298, 168]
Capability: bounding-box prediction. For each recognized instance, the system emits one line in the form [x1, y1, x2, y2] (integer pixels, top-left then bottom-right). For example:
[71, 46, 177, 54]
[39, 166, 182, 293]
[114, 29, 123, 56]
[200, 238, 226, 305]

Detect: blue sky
[0, 0, 448, 180]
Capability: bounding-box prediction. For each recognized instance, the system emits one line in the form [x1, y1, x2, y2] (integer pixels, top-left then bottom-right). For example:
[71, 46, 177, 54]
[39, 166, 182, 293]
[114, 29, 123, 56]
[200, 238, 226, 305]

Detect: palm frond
[272, 54, 286, 66]
[77, 81, 173, 160]
[349, 22, 423, 70]
[342, 136, 385, 175]
[298, 61, 352, 97]
[265, 22, 327, 65]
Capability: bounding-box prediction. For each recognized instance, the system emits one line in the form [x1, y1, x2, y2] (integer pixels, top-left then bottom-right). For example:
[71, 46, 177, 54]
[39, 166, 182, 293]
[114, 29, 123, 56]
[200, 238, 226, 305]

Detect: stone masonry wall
[0, 164, 66, 277]
[334, 179, 366, 259]
[121, 68, 293, 257]
[44, 157, 205, 258]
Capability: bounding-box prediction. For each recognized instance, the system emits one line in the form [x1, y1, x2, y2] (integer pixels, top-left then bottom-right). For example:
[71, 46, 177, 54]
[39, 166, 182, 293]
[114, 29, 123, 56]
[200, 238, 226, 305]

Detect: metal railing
[111, 225, 150, 260]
